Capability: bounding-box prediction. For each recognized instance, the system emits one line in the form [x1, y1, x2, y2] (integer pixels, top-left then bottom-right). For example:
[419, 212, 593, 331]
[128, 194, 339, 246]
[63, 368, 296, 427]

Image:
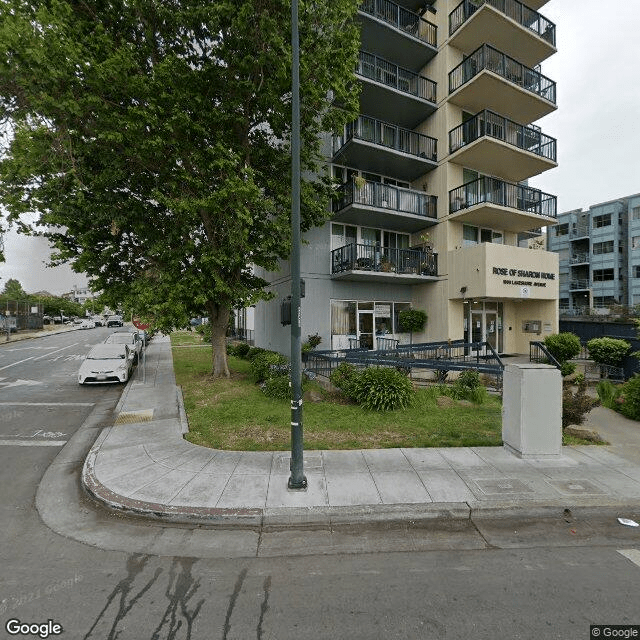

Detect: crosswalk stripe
[0, 439, 67, 447]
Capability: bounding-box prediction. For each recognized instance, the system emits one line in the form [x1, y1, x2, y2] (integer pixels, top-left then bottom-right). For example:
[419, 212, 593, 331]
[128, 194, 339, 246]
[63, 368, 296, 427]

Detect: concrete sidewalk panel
[217, 474, 269, 508]
[473, 446, 536, 471]
[371, 471, 432, 504]
[130, 469, 197, 503]
[416, 469, 476, 502]
[265, 473, 329, 509]
[322, 450, 368, 473]
[174, 449, 218, 472]
[271, 453, 324, 474]
[362, 448, 414, 472]
[144, 440, 194, 461]
[200, 451, 242, 474]
[168, 473, 230, 508]
[102, 463, 175, 498]
[325, 472, 381, 506]
[440, 448, 494, 468]
[234, 451, 275, 475]
[400, 448, 452, 470]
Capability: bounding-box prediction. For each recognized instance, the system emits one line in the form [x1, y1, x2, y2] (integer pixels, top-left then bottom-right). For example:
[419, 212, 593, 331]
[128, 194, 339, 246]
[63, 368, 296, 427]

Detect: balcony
[449, 0, 556, 68]
[570, 279, 590, 291]
[448, 44, 556, 124]
[358, 51, 437, 128]
[331, 243, 438, 283]
[333, 116, 437, 181]
[570, 224, 590, 239]
[359, 0, 437, 71]
[448, 109, 556, 182]
[333, 179, 438, 232]
[570, 252, 589, 265]
[449, 176, 557, 233]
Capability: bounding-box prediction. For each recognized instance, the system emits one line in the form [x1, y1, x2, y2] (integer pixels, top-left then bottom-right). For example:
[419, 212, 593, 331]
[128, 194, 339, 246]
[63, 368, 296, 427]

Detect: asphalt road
[1, 330, 639, 639]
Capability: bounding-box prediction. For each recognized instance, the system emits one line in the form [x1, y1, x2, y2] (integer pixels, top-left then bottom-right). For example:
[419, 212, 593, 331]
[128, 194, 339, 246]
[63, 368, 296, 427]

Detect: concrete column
[502, 363, 562, 458]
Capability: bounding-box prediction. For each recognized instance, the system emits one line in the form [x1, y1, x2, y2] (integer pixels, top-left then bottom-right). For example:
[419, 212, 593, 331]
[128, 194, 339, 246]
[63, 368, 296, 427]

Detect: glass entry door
[468, 302, 502, 355]
[358, 310, 374, 350]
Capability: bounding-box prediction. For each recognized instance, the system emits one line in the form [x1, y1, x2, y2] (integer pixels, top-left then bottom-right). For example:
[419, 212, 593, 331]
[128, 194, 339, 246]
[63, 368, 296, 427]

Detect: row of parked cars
[77, 326, 149, 385]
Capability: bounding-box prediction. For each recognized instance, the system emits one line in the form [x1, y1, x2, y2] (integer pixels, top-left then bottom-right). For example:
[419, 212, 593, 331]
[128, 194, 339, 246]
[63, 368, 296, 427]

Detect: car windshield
[87, 347, 126, 360]
[106, 335, 133, 344]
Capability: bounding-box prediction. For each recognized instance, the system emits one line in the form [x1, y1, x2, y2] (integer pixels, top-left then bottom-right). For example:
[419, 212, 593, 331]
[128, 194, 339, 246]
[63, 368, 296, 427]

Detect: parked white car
[78, 344, 134, 385]
[79, 319, 96, 329]
[103, 330, 142, 362]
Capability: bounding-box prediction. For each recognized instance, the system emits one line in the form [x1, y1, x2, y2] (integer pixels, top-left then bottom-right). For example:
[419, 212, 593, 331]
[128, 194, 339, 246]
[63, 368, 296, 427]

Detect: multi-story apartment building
[254, 0, 560, 355]
[548, 193, 640, 315]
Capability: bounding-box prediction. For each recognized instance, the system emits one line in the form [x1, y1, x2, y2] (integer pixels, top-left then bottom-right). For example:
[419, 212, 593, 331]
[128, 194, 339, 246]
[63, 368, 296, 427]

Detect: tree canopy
[0, 0, 360, 375]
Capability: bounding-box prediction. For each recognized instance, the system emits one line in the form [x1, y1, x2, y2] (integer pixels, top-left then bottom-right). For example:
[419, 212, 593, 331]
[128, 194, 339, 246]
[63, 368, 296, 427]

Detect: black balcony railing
[361, 0, 437, 48]
[570, 279, 590, 290]
[449, 109, 556, 160]
[448, 44, 556, 104]
[449, 176, 557, 218]
[358, 51, 437, 103]
[570, 252, 589, 264]
[449, 0, 555, 46]
[333, 179, 438, 220]
[331, 243, 438, 277]
[334, 115, 437, 161]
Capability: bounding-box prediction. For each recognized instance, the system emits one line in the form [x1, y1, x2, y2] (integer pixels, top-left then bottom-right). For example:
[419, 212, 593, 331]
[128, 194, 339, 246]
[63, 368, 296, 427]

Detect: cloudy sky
[0, 0, 638, 294]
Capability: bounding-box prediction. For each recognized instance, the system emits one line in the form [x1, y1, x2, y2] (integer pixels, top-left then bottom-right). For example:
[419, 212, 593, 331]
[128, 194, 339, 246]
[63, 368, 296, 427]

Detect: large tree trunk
[206, 301, 230, 378]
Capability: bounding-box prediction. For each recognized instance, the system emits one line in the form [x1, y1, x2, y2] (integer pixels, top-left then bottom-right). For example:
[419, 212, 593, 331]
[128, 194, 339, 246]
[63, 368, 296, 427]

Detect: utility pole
[288, 0, 306, 490]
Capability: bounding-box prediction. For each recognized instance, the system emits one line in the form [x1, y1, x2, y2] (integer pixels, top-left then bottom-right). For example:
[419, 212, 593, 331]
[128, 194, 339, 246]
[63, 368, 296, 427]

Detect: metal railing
[331, 243, 438, 277]
[569, 279, 590, 290]
[449, 0, 555, 46]
[449, 176, 557, 218]
[449, 109, 556, 160]
[584, 363, 625, 383]
[333, 179, 438, 220]
[334, 115, 437, 161]
[529, 341, 561, 368]
[448, 44, 556, 104]
[304, 340, 504, 379]
[358, 51, 437, 103]
[570, 224, 590, 238]
[376, 336, 400, 350]
[570, 252, 589, 264]
[361, 0, 437, 48]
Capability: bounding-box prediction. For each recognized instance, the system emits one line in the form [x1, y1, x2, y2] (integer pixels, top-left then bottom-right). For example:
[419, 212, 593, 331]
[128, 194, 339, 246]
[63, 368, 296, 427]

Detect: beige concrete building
[255, 0, 559, 356]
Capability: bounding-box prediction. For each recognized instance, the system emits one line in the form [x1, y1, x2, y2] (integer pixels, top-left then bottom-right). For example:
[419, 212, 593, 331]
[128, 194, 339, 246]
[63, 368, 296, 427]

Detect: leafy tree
[0, 0, 360, 376]
[586, 337, 630, 367]
[398, 309, 427, 346]
[2, 278, 26, 298]
[543, 332, 581, 364]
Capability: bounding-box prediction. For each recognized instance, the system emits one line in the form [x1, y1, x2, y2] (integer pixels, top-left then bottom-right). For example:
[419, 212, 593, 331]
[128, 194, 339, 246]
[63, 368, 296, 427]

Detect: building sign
[492, 266, 556, 288]
[374, 304, 391, 317]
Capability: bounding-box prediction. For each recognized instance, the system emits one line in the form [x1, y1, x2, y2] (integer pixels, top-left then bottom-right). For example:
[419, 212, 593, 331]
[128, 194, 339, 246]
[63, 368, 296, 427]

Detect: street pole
[288, 0, 307, 490]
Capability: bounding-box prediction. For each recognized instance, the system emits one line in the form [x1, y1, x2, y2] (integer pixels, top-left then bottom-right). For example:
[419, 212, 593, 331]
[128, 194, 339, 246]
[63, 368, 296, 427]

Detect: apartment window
[593, 213, 611, 228]
[593, 296, 616, 306]
[462, 224, 502, 247]
[633, 236, 640, 250]
[633, 206, 640, 221]
[593, 241, 614, 255]
[593, 268, 614, 281]
[555, 223, 569, 236]
[634, 266, 640, 279]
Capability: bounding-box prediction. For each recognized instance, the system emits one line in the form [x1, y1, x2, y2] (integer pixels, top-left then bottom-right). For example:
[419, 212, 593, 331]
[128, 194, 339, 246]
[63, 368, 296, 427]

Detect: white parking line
[0, 440, 67, 447]
[0, 402, 94, 406]
[0, 342, 81, 372]
[618, 549, 640, 568]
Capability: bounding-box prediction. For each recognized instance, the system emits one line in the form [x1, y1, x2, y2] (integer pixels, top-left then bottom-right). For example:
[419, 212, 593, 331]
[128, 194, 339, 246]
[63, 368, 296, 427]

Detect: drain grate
[114, 409, 154, 425]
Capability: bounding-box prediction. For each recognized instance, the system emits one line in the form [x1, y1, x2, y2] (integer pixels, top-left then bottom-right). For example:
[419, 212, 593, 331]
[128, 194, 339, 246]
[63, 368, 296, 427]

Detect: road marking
[618, 549, 640, 568]
[0, 379, 44, 389]
[0, 402, 94, 406]
[0, 342, 81, 372]
[0, 440, 67, 447]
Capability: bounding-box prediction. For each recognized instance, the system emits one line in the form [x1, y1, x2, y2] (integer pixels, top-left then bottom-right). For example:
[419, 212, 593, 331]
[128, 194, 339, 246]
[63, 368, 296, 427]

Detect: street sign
[132, 316, 150, 330]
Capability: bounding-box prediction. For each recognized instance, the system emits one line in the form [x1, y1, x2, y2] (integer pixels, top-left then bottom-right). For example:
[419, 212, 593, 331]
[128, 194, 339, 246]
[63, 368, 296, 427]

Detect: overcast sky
[1, 0, 638, 294]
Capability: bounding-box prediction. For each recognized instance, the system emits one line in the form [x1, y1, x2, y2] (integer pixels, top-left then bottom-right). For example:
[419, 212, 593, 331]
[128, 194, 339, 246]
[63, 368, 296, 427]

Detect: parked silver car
[103, 330, 142, 362]
[78, 343, 134, 384]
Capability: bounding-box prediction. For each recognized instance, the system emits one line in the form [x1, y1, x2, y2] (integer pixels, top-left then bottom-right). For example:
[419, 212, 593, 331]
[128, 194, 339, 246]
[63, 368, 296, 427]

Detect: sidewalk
[81, 336, 640, 529]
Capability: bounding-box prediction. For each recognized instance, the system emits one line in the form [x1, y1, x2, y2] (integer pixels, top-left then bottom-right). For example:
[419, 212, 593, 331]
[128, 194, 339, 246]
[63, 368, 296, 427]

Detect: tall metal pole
[288, 0, 307, 490]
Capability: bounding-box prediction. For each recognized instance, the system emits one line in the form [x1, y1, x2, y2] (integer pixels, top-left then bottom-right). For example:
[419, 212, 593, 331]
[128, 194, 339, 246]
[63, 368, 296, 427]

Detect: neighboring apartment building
[254, 0, 559, 355]
[548, 193, 640, 315]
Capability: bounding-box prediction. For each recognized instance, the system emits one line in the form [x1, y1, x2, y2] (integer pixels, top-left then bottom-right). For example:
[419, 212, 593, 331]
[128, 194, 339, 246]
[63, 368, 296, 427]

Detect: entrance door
[358, 311, 374, 350]
[468, 303, 501, 355]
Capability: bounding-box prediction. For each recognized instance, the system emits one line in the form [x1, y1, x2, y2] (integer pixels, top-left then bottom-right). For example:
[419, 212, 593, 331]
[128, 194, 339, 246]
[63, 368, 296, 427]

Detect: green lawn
[171, 332, 504, 450]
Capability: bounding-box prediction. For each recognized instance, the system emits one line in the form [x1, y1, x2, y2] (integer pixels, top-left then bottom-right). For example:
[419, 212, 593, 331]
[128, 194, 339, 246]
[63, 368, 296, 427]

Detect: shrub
[234, 342, 251, 358]
[597, 379, 622, 410]
[398, 308, 427, 345]
[544, 332, 581, 364]
[560, 361, 576, 377]
[246, 346, 268, 361]
[351, 367, 415, 411]
[262, 375, 292, 400]
[617, 375, 640, 421]
[586, 337, 630, 366]
[562, 382, 599, 428]
[302, 333, 322, 352]
[196, 322, 212, 343]
[226, 343, 237, 356]
[451, 369, 486, 402]
[329, 362, 360, 399]
[249, 351, 288, 383]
